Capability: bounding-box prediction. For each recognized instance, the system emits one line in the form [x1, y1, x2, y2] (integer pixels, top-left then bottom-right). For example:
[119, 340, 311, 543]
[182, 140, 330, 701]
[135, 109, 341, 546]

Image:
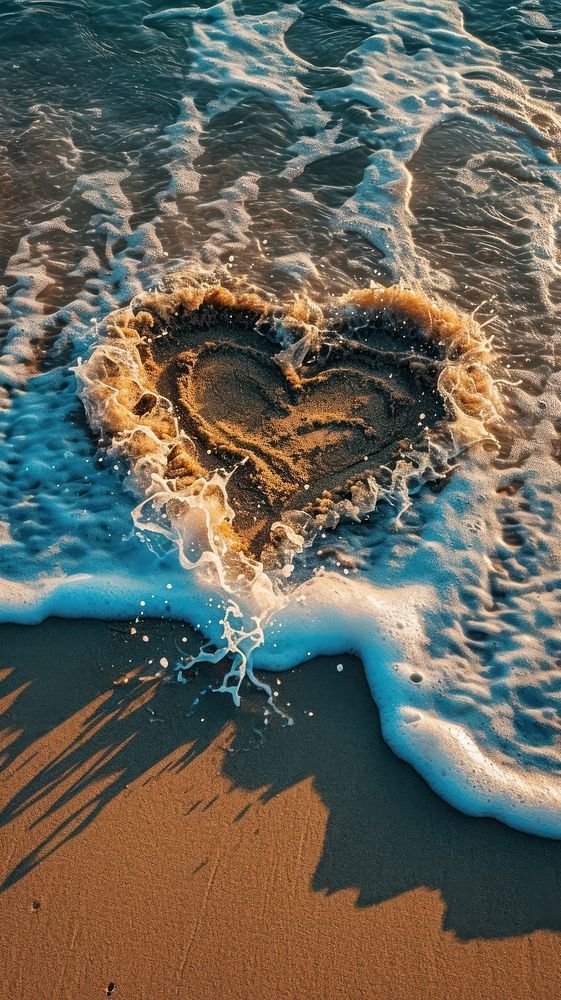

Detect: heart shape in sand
[137, 294, 445, 554]
[78, 276, 494, 589]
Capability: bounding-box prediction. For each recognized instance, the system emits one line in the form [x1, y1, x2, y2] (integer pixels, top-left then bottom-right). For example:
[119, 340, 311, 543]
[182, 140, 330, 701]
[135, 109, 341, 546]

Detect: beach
[2, 0, 561, 994]
[2, 618, 561, 999]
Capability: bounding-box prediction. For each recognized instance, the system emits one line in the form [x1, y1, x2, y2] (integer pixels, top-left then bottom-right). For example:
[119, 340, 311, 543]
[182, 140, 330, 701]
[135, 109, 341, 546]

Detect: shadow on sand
[1, 617, 561, 941]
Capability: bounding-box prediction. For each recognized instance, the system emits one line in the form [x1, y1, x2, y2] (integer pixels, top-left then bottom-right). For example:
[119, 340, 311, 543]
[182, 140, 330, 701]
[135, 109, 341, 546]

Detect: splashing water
[1, 0, 561, 836]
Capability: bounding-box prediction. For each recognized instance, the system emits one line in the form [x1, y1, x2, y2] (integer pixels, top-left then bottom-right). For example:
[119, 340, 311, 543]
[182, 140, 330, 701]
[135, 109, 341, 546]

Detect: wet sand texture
[145, 301, 444, 551]
[78, 276, 497, 558]
[1, 618, 561, 1000]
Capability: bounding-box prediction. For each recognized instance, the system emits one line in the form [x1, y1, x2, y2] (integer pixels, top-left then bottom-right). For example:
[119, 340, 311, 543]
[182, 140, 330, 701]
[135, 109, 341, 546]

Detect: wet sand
[1, 618, 561, 1000]
[145, 299, 443, 551]
[81, 278, 494, 563]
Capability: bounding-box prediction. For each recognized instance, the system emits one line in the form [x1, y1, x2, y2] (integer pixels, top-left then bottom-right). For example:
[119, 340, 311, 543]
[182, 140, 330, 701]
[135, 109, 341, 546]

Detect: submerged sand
[1, 618, 561, 1000]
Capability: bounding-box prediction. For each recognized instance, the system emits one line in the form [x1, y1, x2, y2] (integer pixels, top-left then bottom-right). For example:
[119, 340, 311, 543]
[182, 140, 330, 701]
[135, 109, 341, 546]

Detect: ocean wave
[1, 0, 561, 838]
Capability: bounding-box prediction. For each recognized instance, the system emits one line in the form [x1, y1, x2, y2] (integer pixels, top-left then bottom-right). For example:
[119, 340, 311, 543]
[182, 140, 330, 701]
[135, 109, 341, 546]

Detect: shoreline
[1, 617, 561, 999]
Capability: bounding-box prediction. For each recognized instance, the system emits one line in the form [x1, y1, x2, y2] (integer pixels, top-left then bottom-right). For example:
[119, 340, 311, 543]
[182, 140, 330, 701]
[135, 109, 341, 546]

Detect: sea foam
[1, 0, 561, 838]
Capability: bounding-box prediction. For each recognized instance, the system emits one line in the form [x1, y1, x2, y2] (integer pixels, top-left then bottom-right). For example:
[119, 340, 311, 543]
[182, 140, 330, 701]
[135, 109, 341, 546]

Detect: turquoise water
[1, 0, 561, 836]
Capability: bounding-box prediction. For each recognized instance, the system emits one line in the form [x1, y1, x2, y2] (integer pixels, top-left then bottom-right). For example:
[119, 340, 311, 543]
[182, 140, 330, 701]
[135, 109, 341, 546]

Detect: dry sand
[1, 617, 561, 1000]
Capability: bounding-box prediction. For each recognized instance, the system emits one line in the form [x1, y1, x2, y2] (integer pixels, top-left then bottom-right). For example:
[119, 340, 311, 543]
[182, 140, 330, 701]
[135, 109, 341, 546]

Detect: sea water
[1, 0, 561, 837]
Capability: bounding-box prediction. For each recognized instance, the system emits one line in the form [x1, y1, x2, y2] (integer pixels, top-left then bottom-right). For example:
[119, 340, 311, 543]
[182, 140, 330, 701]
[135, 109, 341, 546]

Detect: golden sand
[77, 273, 499, 560]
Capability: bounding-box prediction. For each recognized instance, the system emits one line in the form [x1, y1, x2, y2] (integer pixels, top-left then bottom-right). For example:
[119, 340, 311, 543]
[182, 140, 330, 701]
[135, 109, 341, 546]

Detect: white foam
[2, 0, 561, 839]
